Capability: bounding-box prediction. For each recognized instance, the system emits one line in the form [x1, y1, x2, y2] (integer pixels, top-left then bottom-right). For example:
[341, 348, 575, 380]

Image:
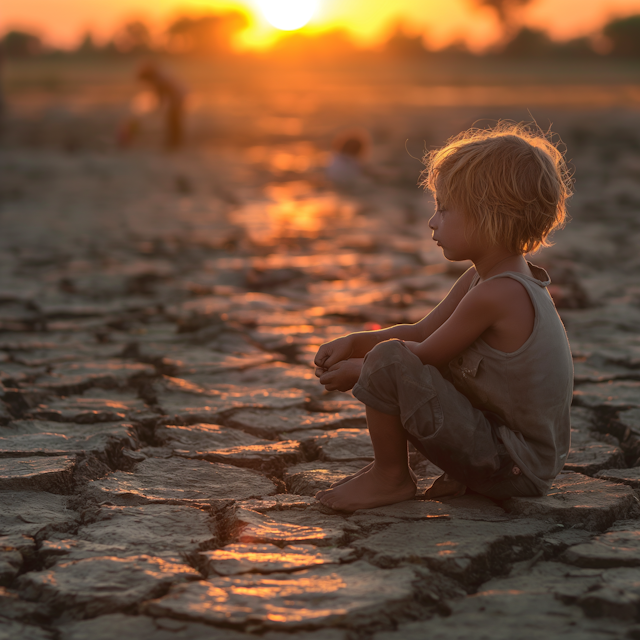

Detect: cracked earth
[2, 91, 640, 640]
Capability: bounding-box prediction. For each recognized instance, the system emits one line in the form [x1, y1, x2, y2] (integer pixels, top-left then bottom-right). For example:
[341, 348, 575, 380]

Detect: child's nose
[428, 213, 437, 229]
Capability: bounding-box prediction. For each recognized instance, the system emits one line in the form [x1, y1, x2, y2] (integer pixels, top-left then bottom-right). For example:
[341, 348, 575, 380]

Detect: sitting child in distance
[314, 122, 574, 512]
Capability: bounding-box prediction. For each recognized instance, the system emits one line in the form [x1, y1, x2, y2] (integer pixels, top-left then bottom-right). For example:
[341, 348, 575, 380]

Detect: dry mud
[1, 92, 640, 639]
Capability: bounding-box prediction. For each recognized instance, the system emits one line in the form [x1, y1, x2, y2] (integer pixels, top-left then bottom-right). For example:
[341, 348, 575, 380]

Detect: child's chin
[442, 248, 468, 262]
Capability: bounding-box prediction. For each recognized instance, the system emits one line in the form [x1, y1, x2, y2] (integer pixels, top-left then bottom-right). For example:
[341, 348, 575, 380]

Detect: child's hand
[314, 336, 355, 372]
[317, 358, 364, 392]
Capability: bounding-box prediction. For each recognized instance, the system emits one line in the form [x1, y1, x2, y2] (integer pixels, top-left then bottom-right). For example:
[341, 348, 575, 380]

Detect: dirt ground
[1, 58, 640, 639]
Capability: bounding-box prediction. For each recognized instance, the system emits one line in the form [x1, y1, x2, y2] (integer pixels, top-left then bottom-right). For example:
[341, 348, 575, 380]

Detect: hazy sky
[3, 0, 640, 50]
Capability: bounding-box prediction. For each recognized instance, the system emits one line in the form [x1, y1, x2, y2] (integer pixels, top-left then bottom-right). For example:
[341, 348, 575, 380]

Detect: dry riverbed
[1, 96, 640, 639]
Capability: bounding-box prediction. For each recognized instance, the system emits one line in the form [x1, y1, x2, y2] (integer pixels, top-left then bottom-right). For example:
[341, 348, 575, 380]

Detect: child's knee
[364, 339, 413, 373]
[356, 339, 439, 423]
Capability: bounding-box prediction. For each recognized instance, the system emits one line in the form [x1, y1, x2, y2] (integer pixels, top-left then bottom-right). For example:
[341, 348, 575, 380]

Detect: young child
[314, 123, 573, 511]
[325, 130, 371, 188]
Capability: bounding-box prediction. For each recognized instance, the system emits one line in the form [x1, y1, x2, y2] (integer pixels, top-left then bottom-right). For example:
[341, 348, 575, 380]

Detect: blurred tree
[501, 27, 553, 57]
[165, 12, 248, 55]
[473, 0, 533, 26]
[558, 36, 598, 58]
[1, 30, 42, 57]
[76, 32, 100, 56]
[603, 15, 640, 56]
[500, 25, 600, 58]
[437, 39, 472, 58]
[384, 25, 428, 58]
[472, 0, 533, 45]
[113, 20, 153, 54]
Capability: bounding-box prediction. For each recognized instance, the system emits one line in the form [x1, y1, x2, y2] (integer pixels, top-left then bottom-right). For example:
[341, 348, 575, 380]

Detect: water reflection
[229, 181, 356, 244]
[245, 143, 326, 174]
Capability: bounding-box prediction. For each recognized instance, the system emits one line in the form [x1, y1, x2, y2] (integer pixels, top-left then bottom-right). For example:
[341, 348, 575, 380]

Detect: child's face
[429, 196, 478, 262]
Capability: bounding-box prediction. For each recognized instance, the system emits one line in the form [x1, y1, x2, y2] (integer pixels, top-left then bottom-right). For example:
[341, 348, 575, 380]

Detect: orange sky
[3, 0, 640, 51]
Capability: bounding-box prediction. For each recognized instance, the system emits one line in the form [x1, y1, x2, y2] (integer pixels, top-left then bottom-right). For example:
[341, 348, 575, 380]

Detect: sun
[258, 0, 320, 31]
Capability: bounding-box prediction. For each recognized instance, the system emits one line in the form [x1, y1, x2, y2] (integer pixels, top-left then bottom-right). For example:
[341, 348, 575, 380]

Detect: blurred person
[314, 123, 573, 511]
[325, 129, 372, 188]
[135, 61, 187, 150]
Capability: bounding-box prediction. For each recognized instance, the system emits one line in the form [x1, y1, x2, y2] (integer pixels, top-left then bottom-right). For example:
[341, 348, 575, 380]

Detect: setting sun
[258, 0, 319, 31]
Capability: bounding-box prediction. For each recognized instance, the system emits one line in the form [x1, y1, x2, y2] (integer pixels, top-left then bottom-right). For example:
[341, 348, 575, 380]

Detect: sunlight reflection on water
[229, 181, 356, 244]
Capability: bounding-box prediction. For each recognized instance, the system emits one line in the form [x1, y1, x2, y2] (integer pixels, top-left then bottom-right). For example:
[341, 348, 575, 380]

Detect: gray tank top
[448, 263, 573, 493]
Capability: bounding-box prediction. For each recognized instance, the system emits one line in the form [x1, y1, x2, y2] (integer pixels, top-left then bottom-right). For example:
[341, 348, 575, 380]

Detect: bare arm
[313, 267, 476, 371]
[406, 277, 519, 369]
[404, 266, 477, 343]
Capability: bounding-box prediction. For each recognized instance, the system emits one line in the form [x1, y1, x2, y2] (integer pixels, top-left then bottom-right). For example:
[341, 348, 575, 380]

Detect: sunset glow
[258, 0, 319, 31]
[2, 0, 640, 50]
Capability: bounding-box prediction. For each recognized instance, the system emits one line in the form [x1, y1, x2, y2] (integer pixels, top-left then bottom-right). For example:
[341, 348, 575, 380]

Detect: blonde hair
[421, 122, 572, 254]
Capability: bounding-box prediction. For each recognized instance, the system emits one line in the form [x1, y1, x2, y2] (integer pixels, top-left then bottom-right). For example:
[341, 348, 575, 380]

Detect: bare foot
[329, 462, 373, 487]
[330, 461, 418, 488]
[316, 464, 416, 512]
[423, 473, 466, 499]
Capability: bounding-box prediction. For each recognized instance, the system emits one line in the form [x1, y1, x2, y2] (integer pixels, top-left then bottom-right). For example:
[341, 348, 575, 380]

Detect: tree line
[2, 11, 640, 60]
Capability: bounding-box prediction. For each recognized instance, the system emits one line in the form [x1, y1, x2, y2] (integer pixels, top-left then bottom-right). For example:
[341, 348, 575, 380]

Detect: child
[314, 123, 573, 511]
[325, 130, 371, 188]
[137, 61, 187, 150]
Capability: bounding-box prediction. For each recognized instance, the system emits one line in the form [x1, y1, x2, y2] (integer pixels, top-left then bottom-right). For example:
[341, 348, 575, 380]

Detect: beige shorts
[352, 339, 541, 499]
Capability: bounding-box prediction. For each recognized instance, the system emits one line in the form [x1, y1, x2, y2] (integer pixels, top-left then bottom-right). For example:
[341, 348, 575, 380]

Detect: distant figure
[136, 61, 187, 150]
[326, 130, 371, 187]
